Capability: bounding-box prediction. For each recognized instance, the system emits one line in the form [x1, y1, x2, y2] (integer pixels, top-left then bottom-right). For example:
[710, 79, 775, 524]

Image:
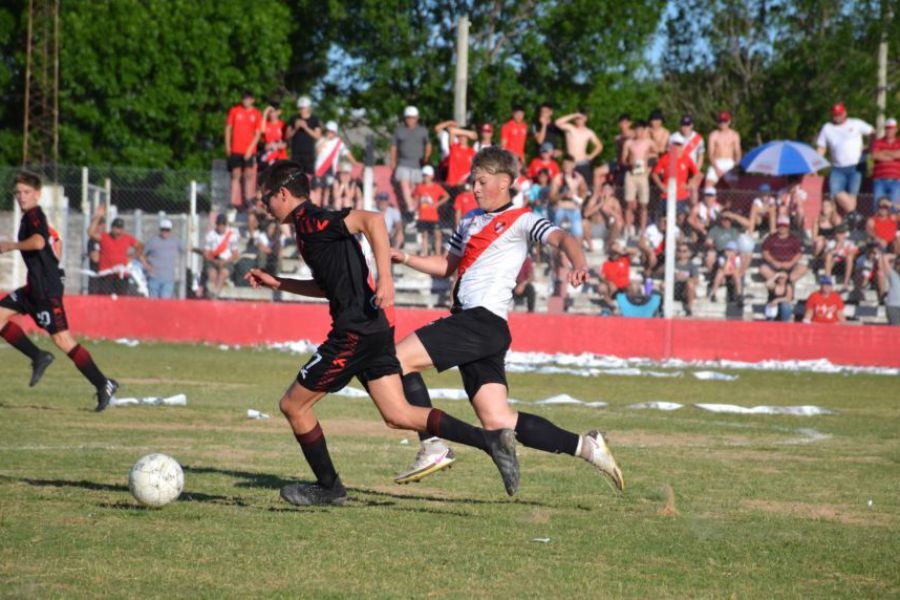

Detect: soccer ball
[128, 453, 184, 507]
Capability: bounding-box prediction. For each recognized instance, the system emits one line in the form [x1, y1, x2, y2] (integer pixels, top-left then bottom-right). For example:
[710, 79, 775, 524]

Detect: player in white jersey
[389, 146, 624, 490]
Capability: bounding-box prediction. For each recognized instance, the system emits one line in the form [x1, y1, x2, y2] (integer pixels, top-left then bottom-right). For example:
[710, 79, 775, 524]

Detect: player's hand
[568, 266, 590, 287]
[0, 241, 14, 254]
[244, 268, 280, 290]
[374, 276, 394, 308]
[390, 248, 407, 264]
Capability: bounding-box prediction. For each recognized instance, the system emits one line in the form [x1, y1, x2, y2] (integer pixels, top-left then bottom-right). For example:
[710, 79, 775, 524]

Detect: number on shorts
[36, 311, 52, 328]
[300, 352, 322, 380]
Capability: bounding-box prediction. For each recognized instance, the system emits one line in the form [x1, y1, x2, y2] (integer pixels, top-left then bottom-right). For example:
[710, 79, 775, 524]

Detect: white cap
[404, 105, 419, 118]
[325, 120, 338, 133]
[296, 96, 312, 108]
[339, 162, 352, 173]
[669, 132, 686, 146]
[886, 117, 898, 128]
[159, 218, 173, 230]
[421, 165, 434, 177]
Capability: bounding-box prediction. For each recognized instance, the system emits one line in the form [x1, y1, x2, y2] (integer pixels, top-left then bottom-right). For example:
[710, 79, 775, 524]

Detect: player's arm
[0, 233, 45, 254]
[546, 229, 589, 285]
[393, 249, 460, 278]
[244, 268, 326, 297]
[343, 209, 394, 308]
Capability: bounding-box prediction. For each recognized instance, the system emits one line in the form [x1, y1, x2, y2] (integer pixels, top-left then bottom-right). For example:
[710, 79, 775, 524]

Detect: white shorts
[705, 158, 735, 185]
[394, 165, 423, 184]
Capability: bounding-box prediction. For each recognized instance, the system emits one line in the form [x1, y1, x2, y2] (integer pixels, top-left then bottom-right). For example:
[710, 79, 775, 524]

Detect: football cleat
[394, 437, 456, 484]
[280, 478, 347, 507]
[486, 429, 519, 496]
[581, 430, 625, 491]
[29, 351, 55, 387]
[95, 378, 119, 413]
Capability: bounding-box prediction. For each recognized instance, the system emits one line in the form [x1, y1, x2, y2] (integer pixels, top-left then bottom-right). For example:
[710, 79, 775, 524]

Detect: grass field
[1, 338, 898, 598]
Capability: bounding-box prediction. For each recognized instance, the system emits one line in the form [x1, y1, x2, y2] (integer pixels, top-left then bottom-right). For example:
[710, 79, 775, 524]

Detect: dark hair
[634, 120, 648, 128]
[263, 160, 310, 200]
[540, 102, 554, 110]
[15, 170, 42, 190]
[618, 113, 631, 122]
[512, 104, 525, 113]
[563, 155, 576, 163]
[649, 109, 664, 122]
[577, 106, 589, 115]
[242, 89, 254, 99]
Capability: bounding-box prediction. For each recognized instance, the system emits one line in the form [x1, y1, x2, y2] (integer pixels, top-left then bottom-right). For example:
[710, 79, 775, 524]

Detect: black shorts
[415, 307, 512, 401]
[227, 153, 256, 171]
[297, 327, 401, 393]
[312, 174, 332, 190]
[674, 281, 687, 302]
[417, 221, 438, 232]
[0, 286, 68, 334]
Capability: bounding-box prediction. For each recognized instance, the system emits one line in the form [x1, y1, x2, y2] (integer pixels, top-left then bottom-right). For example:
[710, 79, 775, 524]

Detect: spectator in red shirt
[804, 275, 845, 323]
[225, 90, 262, 210]
[500, 104, 528, 162]
[413, 166, 449, 255]
[866, 197, 900, 253]
[871, 117, 900, 208]
[760, 216, 807, 283]
[598, 241, 632, 308]
[453, 184, 478, 226]
[527, 143, 561, 181]
[87, 205, 145, 296]
[260, 104, 288, 170]
[434, 120, 478, 188]
[512, 255, 536, 312]
[651, 133, 701, 209]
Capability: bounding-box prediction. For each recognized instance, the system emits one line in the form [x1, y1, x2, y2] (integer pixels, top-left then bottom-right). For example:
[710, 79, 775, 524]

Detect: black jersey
[19, 206, 64, 298]
[290, 201, 392, 334]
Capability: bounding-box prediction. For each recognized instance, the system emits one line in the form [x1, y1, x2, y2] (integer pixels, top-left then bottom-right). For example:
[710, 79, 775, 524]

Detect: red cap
[481, 123, 493, 133]
[718, 111, 732, 122]
[832, 103, 846, 116]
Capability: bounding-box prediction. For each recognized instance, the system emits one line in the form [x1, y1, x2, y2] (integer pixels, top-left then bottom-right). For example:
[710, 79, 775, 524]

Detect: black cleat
[486, 429, 520, 496]
[29, 351, 55, 387]
[280, 478, 347, 506]
[95, 378, 119, 412]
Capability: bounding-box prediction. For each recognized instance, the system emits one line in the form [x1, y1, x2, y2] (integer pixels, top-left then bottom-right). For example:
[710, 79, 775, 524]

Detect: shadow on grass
[0, 401, 64, 411]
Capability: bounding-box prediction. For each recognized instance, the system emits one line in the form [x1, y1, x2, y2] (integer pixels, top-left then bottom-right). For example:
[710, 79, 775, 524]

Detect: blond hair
[471, 146, 518, 182]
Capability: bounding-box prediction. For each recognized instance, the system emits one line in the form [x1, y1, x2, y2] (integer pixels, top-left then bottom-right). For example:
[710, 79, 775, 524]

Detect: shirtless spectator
[614, 113, 635, 181]
[583, 182, 623, 251]
[866, 197, 900, 253]
[705, 111, 741, 193]
[816, 102, 874, 215]
[225, 90, 262, 209]
[812, 198, 842, 259]
[527, 143, 561, 181]
[331, 162, 361, 210]
[532, 102, 564, 157]
[391, 105, 432, 217]
[750, 183, 777, 235]
[804, 275, 845, 324]
[434, 120, 477, 189]
[500, 104, 528, 162]
[872, 118, 900, 208]
[823, 223, 857, 290]
[315, 120, 357, 206]
[551, 156, 588, 241]
[760, 216, 807, 283]
[648, 109, 669, 162]
[556, 109, 603, 185]
[678, 116, 705, 205]
[597, 240, 632, 308]
[203, 213, 239, 299]
[375, 192, 404, 250]
[622, 120, 655, 234]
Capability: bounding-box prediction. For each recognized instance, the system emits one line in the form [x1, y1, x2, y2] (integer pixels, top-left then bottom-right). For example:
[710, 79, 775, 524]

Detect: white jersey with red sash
[448, 204, 559, 319]
[683, 132, 705, 166]
[315, 136, 348, 178]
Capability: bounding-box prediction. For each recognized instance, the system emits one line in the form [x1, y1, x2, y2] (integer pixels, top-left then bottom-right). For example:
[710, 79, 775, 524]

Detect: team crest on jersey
[493, 221, 506, 234]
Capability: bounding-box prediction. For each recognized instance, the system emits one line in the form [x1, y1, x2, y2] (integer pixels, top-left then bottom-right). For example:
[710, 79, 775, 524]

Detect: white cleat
[581, 430, 625, 491]
[394, 437, 456, 484]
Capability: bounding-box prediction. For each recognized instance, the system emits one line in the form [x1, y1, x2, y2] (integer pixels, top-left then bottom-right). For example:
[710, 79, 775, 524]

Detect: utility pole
[876, 0, 891, 136]
[453, 15, 469, 125]
[22, 0, 60, 176]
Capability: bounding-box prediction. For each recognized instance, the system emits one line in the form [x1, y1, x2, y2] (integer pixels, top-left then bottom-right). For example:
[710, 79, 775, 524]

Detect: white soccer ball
[128, 453, 184, 507]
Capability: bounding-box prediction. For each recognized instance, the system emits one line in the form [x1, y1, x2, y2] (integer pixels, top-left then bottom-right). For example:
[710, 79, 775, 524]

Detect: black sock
[67, 344, 108, 388]
[426, 409, 490, 452]
[1, 322, 41, 361]
[403, 372, 434, 442]
[295, 423, 339, 488]
[514, 412, 580, 456]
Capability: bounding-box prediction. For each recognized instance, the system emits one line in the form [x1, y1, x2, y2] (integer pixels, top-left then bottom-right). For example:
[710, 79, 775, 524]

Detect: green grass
[1, 339, 899, 598]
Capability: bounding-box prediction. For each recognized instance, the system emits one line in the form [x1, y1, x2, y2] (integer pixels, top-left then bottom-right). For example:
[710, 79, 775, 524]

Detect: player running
[0, 171, 118, 411]
[391, 146, 624, 491]
[247, 160, 519, 506]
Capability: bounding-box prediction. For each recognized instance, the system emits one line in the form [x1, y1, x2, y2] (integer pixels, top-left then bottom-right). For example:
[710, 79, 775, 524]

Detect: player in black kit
[245, 160, 519, 506]
[0, 171, 118, 411]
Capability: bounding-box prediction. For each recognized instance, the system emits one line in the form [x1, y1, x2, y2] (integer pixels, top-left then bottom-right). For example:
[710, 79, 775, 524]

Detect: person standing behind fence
[225, 90, 262, 210]
[286, 96, 322, 178]
[144, 218, 185, 299]
[391, 105, 431, 218]
[87, 205, 145, 296]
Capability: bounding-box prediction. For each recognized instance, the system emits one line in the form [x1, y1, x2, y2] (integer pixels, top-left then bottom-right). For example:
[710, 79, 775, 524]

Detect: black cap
[680, 115, 693, 126]
[215, 213, 228, 225]
[111, 217, 125, 228]
[649, 109, 664, 122]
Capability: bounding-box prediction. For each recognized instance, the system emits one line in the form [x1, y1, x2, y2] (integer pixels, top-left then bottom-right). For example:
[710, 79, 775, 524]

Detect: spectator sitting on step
[822, 223, 857, 291]
[703, 212, 740, 275]
[775, 176, 808, 233]
[527, 168, 553, 218]
[203, 213, 239, 299]
[331, 162, 362, 210]
[597, 240, 632, 309]
[878, 251, 900, 325]
[376, 192, 404, 250]
[812, 198, 843, 259]
[764, 271, 794, 322]
[852, 243, 886, 302]
[803, 275, 845, 324]
[688, 188, 722, 244]
[512, 255, 536, 313]
[673, 243, 699, 316]
[638, 213, 670, 274]
[707, 240, 742, 303]
[616, 280, 662, 318]
[866, 197, 899, 253]
[582, 182, 623, 252]
[760, 215, 807, 283]
[749, 183, 777, 236]
[527, 142, 561, 181]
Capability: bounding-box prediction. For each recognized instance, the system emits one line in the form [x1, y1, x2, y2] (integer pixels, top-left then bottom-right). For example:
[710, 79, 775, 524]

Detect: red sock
[67, 344, 107, 388]
[1, 322, 40, 361]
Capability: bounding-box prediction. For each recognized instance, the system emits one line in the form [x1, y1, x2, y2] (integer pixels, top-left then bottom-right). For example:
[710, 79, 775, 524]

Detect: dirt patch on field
[743, 500, 896, 526]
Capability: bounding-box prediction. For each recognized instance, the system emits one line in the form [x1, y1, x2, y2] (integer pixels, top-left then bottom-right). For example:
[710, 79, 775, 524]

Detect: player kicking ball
[246, 160, 519, 506]
[391, 146, 624, 491]
[0, 171, 118, 411]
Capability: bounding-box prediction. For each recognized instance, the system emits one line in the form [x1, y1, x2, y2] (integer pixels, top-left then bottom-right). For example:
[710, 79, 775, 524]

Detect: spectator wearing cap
[803, 275, 845, 324]
[750, 183, 777, 235]
[87, 204, 145, 296]
[878, 251, 900, 325]
[203, 213, 239, 299]
[872, 117, 900, 208]
[705, 111, 741, 193]
[648, 109, 669, 161]
[823, 223, 857, 290]
[677, 115, 705, 205]
[286, 96, 322, 177]
[500, 104, 528, 162]
[376, 192, 404, 250]
[332, 162, 362, 211]
[527, 143, 561, 181]
[314, 120, 356, 206]
[412, 165, 448, 255]
[532, 102, 563, 156]
[760, 216, 807, 283]
[434, 120, 477, 189]
[225, 90, 262, 209]
[475, 122, 494, 152]
[866, 196, 900, 253]
[260, 103, 288, 170]
[391, 105, 432, 217]
[651, 133, 701, 209]
[816, 102, 874, 214]
[144, 217, 185, 299]
[688, 188, 722, 241]
[555, 108, 603, 186]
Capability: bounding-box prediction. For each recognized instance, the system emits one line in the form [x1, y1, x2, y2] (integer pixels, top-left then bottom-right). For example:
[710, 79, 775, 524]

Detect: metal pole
[12, 200, 22, 287]
[663, 146, 678, 319]
[81, 166, 89, 293]
[453, 15, 469, 124]
[363, 134, 375, 211]
[876, 2, 890, 136]
[188, 180, 198, 298]
[104, 177, 112, 231]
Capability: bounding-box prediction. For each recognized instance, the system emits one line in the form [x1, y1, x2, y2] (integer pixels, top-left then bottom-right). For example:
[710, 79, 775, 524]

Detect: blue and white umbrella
[740, 140, 830, 176]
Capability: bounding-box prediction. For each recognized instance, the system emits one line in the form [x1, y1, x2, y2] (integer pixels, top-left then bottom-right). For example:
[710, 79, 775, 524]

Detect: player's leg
[51, 323, 118, 410]
[0, 295, 55, 387]
[229, 158, 242, 208]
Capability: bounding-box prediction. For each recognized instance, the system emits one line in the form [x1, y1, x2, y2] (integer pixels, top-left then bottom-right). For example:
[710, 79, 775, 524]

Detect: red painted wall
[13, 296, 900, 368]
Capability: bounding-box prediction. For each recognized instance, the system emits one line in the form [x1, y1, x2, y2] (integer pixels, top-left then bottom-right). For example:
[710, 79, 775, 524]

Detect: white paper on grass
[628, 401, 684, 411]
[111, 394, 186, 407]
[692, 371, 739, 381]
[247, 409, 270, 419]
[694, 403, 834, 416]
[114, 338, 139, 347]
